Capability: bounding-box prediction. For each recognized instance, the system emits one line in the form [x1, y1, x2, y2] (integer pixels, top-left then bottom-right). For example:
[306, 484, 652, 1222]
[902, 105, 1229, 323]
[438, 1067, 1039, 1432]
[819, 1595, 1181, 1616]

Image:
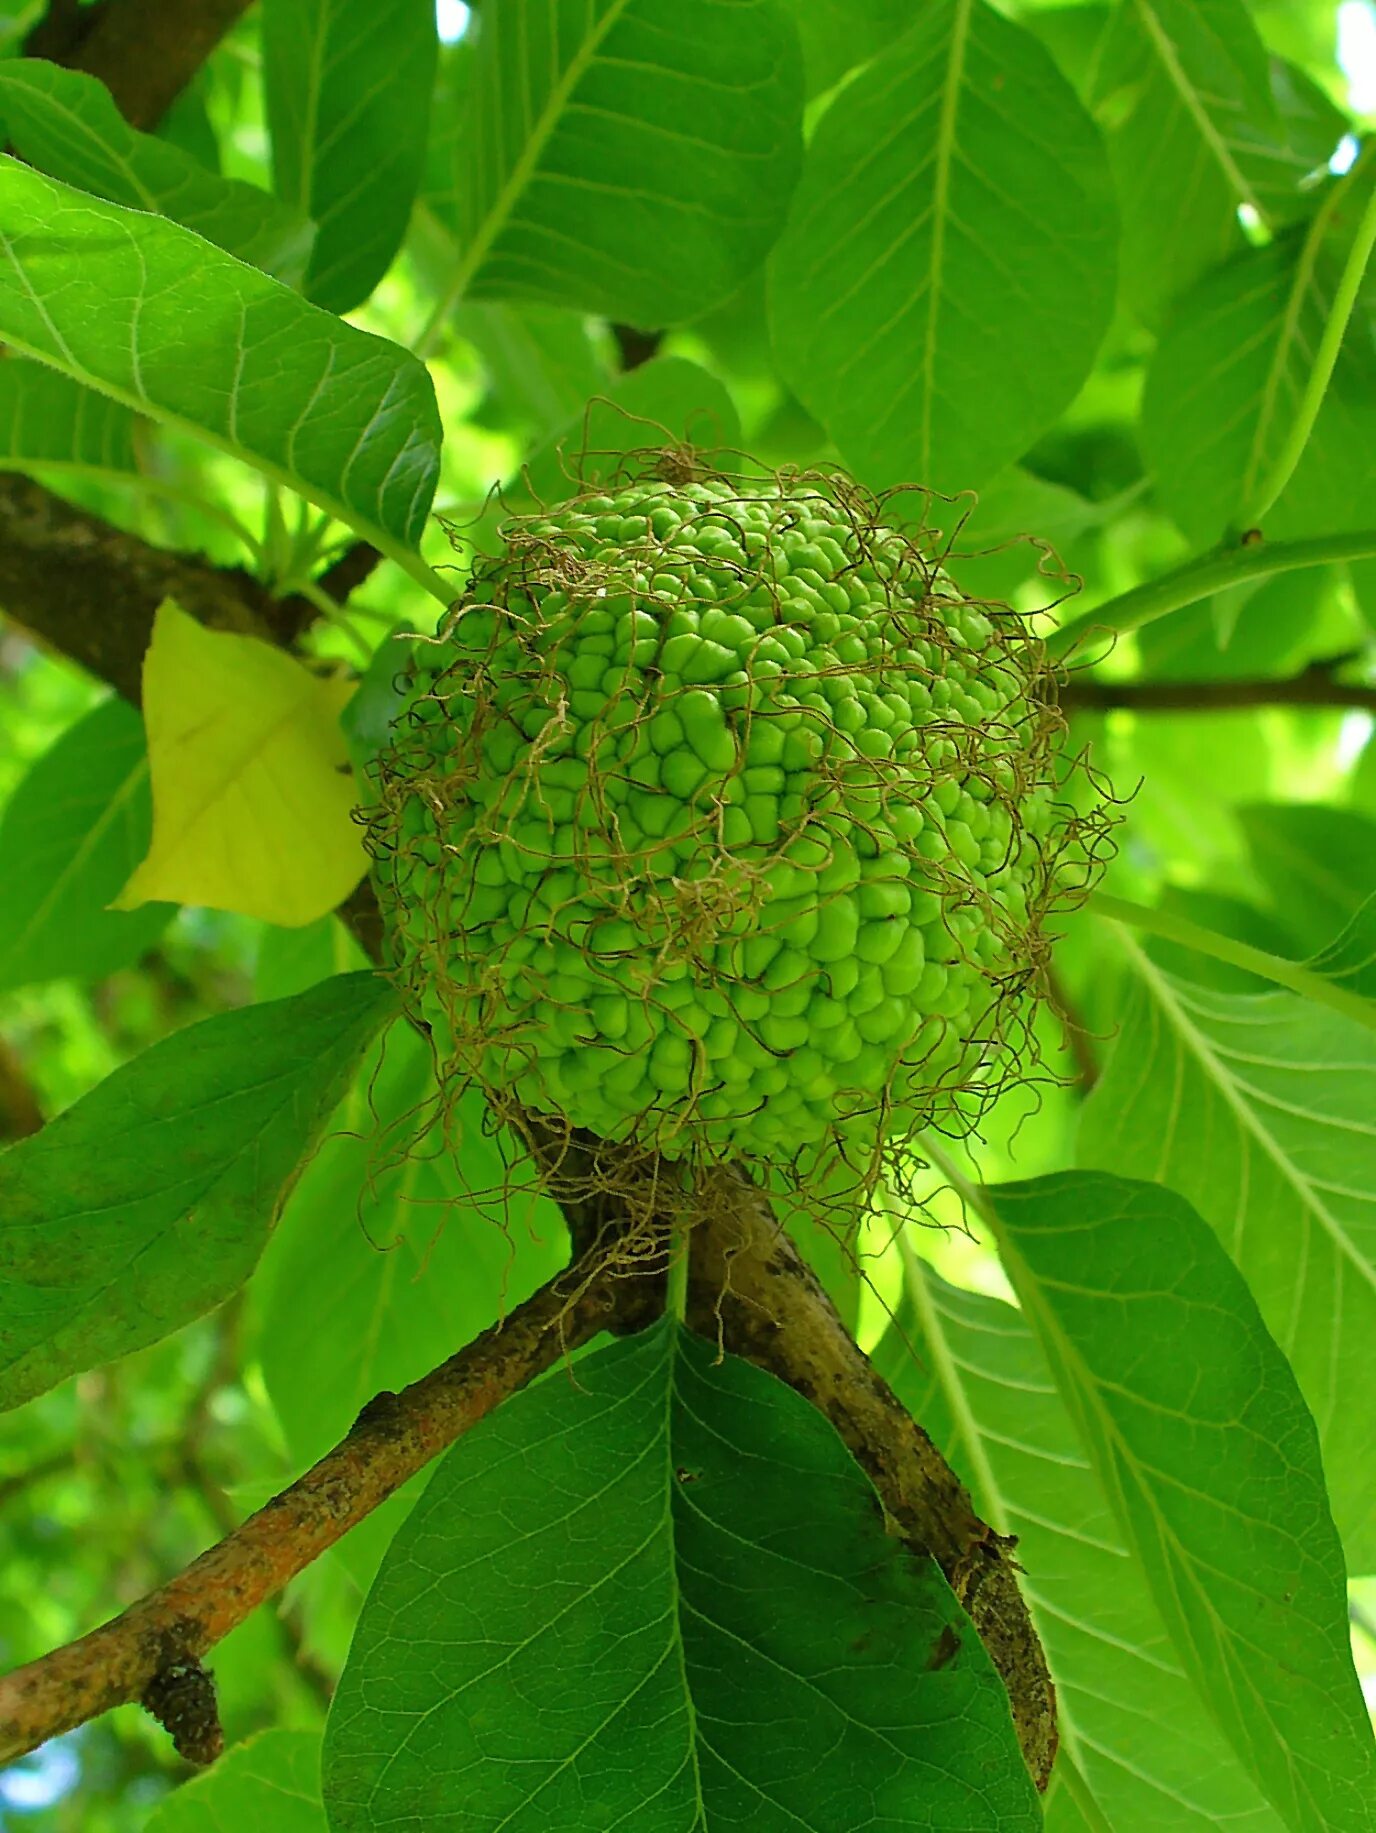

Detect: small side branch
[0, 1258, 648, 1766]
[1062, 655, 1375, 716]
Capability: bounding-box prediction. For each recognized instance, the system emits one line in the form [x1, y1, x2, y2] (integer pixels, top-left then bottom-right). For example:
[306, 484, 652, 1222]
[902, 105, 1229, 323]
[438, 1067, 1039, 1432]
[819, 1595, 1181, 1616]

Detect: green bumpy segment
[380, 477, 1063, 1160]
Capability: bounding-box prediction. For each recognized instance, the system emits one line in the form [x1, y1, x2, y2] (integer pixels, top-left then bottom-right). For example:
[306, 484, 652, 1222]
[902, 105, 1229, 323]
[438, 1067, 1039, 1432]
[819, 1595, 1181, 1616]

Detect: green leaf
[478, 354, 742, 547]
[1086, 0, 1289, 323]
[0, 972, 396, 1411]
[453, 0, 803, 324]
[257, 1023, 565, 1464]
[1239, 802, 1376, 954]
[780, 0, 913, 96]
[768, 0, 1117, 494]
[1078, 935, 1376, 1566]
[456, 301, 610, 437]
[145, 1728, 326, 1832]
[0, 698, 172, 993]
[1309, 893, 1376, 999]
[262, 0, 437, 312]
[322, 1317, 1041, 1830]
[874, 1257, 1282, 1831]
[0, 158, 442, 563]
[0, 60, 313, 282]
[1141, 174, 1376, 545]
[0, 358, 135, 476]
[987, 1171, 1376, 1833]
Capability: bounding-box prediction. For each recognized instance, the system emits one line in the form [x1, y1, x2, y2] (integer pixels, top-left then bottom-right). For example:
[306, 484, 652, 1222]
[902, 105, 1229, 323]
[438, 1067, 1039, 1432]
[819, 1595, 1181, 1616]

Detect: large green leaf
[780, 0, 912, 96]
[0, 60, 312, 281]
[1141, 172, 1376, 545]
[1086, 0, 1294, 323]
[1079, 932, 1376, 1564]
[0, 158, 441, 561]
[0, 358, 134, 476]
[456, 300, 609, 437]
[987, 1172, 1376, 1833]
[453, 0, 803, 325]
[257, 1024, 565, 1463]
[262, 0, 437, 312]
[0, 698, 172, 993]
[874, 1256, 1281, 1831]
[322, 1317, 1040, 1831]
[0, 972, 396, 1410]
[145, 1729, 326, 1832]
[768, 0, 1117, 494]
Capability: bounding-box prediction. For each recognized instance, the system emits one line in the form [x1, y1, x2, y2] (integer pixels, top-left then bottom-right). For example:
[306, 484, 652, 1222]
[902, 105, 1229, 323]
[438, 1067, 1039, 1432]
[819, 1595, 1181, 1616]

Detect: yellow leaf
[114, 601, 368, 927]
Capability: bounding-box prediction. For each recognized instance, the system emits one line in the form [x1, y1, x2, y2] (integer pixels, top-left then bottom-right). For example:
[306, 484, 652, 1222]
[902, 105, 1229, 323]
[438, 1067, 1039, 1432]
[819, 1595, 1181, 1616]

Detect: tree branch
[25, 0, 256, 130]
[0, 474, 372, 703]
[1061, 653, 1376, 715]
[0, 1252, 653, 1766]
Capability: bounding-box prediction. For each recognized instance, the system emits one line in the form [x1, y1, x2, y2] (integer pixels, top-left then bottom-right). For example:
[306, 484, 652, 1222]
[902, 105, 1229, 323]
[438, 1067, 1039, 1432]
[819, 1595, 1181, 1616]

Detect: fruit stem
[665, 1170, 693, 1323]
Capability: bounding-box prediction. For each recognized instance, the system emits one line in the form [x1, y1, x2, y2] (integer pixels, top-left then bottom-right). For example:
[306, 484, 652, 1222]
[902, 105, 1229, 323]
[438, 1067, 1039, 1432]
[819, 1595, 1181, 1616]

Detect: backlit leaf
[874, 1255, 1281, 1831]
[989, 1172, 1376, 1832]
[1079, 933, 1376, 1567]
[768, 0, 1117, 493]
[262, 0, 437, 312]
[114, 601, 368, 928]
[0, 358, 134, 477]
[0, 971, 396, 1410]
[453, 0, 803, 324]
[145, 1728, 326, 1832]
[0, 59, 313, 281]
[257, 1020, 565, 1464]
[322, 1318, 1040, 1830]
[0, 698, 172, 992]
[1086, 0, 1290, 323]
[1141, 166, 1376, 544]
[0, 158, 441, 558]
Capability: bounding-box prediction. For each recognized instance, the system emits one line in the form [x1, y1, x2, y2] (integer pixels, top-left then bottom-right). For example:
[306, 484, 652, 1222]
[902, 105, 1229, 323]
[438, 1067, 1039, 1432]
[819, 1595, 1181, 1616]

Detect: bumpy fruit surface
[370, 469, 1091, 1166]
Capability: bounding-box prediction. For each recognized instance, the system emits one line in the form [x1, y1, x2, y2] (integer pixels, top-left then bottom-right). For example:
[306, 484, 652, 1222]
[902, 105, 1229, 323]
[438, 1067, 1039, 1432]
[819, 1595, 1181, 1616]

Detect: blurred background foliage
[1, 0, 1375, 1824]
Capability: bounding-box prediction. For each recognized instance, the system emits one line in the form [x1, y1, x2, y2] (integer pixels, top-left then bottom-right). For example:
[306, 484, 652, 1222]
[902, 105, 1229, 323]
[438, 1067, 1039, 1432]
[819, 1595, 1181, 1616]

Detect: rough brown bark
[25, 0, 256, 130]
[0, 474, 345, 705]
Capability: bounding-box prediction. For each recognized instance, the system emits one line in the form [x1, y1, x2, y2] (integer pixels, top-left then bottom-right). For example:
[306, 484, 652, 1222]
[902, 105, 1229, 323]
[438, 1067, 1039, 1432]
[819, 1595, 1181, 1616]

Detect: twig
[1062, 654, 1375, 715]
[0, 1257, 648, 1765]
[1049, 529, 1376, 664]
[0, 1032, 43, 1141]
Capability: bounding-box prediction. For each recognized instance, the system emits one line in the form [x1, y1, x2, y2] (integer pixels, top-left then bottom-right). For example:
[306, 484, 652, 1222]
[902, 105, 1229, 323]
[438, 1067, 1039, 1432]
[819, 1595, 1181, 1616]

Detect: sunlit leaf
[257, 1021, 565, 1464]
[1079, 933, 1376, 1567]
[262, 0, 437, 312]
[0, 158, 441, 558]
[874, 1255, 1281, 1831]
[453, 0, 803, 324]
[1238, 802, 1376, 954]
[989, 1171, 1376, 1832]
[1141, 165, 1376, 544]
[0, 698, 172, 992]
[0, 59, 313, 281]
[0, 972, 396, 1410]
[114, 601, 368, 928]
[1086, 0, 1293, 323]
[0, 358, 134, 477]
[768, 0, 1117, 493]
[145, 1728, 326, 1832]
[323, 1317, 1041, 1830]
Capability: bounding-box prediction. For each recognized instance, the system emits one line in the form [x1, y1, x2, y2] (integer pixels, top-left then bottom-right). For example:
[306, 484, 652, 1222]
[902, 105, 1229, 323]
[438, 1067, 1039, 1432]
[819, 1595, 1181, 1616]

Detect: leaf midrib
[1121, 934, 1376, 1302]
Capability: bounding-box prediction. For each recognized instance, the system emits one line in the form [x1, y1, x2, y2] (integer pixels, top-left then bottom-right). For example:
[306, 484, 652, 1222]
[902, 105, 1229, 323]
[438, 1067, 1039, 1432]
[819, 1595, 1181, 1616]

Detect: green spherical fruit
[370, 467, 1101, 1165]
